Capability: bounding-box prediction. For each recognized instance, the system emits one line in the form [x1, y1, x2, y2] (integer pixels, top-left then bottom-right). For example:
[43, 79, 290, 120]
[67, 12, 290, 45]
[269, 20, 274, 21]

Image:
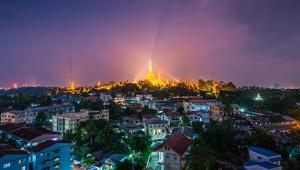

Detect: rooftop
[53, 111, 89, 119]
[244, 161, 279, 169]
[248, 146, 280, 157]
[0, 141, 28, 157]
[30, 140, 68, 152]
[144, 118, 168, 125]
[154, 133, 192, 155]
[0, 123, 58, 141]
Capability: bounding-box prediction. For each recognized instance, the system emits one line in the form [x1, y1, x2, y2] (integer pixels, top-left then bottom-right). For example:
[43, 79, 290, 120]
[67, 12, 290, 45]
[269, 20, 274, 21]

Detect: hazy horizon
[1, 0, 300, 88]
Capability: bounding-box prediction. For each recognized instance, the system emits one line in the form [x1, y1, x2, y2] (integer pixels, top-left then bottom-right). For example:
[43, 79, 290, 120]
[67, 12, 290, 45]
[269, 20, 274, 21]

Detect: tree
[250, 131, 278, 152]
[192, 122, 204, 135]
[188, 138, 216, 170]
[33, 112, 48, 128]
[125, 132, 151, 168]
[176, 107, 185, 115]
[116, 159, 134, 170]
[181, 115, 191, 126]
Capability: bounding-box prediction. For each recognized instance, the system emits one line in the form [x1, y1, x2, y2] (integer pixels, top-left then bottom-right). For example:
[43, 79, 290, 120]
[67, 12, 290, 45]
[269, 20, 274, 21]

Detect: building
[144, 60, 166, 86]
[183, 99, 221, 112]
[158, 112, 180, 128]
[245, 111, 297, 132]
[24, 103, 75, 124]
[154, 100, 174, 112]
[0, 123, 61, 149]
[185, 111, 210, 124]
[30, 140, 71, 170]
[144, 118, 168, 141]
[0, 140, 29, 170]
[211, 104, 241, 121]
[120, 116, 144, 134]
[0, 124, 71, 170]
[1, 110, 25, 123]
[153, 133, 192, 170]
[0, 104, 75, 124]
[244, 147, 282, 170]
[52, 109, 109, 133]
[99, 93, 113, 103]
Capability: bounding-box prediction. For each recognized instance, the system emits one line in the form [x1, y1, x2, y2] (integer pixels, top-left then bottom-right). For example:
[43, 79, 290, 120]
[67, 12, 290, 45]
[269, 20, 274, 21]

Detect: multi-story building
[158, 112, 180, 128]
[24, 103, 75, 124]
[183, 99, 221, 112]
[99, 93, 113, 103]
[0, 124, 71, 170]
[153, 133, 192, 170]
[186, 111, 210, 124]
[244, 146, 282, 170]
[1, 110, 25, 123]
[144, 118, 168, 141]
[0, 140, 29, 170]
[120, 116, 144, 134]
[0, 104, 75, 124]
[30, 140, 71, 170]
[52, 109, 109, 133]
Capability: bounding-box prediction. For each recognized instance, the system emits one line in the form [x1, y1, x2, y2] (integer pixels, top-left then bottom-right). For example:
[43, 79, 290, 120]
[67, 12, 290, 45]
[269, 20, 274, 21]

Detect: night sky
[1, 0, 300, 87]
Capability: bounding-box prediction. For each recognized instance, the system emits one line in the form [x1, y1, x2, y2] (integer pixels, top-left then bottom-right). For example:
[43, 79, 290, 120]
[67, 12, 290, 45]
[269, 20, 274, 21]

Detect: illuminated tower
[145, 60, 156, 83]
[68, 81, 76, 94]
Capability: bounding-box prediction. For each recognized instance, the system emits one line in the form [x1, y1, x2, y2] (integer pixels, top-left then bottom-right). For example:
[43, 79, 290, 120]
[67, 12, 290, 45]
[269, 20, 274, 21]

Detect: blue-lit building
[244, 146, 282, 170]
[0, 123, 71, 170]
[0, 140, 29, 170]
[30, 140, 71, 170]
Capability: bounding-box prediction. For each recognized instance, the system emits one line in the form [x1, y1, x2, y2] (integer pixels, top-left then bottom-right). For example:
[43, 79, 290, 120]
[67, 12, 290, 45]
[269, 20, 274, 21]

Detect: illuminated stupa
[145, 60, 156, 83]
[144, 60, 165, 86]
[68, 81, 76, 94]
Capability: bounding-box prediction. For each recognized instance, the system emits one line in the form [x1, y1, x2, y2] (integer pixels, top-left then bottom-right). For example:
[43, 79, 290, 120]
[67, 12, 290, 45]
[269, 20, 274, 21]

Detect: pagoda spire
[145, 60, 156, 83]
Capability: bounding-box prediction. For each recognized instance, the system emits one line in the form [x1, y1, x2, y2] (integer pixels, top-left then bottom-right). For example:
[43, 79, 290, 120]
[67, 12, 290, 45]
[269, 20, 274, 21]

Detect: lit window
[19, 159, 25, 164]
[53, 163, 60, 169]
[53, 156, 60, 162]
[3, 163, 10, 168]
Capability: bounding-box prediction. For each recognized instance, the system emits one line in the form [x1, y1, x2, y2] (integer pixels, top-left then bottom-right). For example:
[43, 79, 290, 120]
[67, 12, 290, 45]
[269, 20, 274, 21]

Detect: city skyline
[1, 0, 300, 88]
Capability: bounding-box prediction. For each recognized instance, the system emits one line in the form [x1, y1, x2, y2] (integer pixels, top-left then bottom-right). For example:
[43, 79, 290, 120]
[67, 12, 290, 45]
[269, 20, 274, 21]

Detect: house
[183, 99, 221, 112]
[211, 104, 241, 121]
[120, 116, 144, 134]
[0, 140, 29, 170]
[244, 146, 282, 170]
[185, 111, 210, 124]
[99, 93, 113, 103]
[30, 140, 71, 170]
[158, 112, 180, 128]
[52, 109, 109, 133]
[154, 100, 174, 112]
[171, 126, 193, 139]
[246, 113, 297, 132]
[144, 118, 168, 141]
[153, 133, 192, 170]
[186, 112, 201, 122]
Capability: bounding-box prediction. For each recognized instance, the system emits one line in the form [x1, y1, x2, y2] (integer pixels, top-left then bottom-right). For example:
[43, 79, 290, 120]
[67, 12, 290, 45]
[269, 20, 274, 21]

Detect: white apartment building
[52, 109, 109, 133]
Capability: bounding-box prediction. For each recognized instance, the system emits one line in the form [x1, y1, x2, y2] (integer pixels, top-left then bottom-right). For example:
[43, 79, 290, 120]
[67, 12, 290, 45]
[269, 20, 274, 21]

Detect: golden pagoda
[145, 60, 156, 83]
[144, 60, 165, 86]
[68, 81, 76, 94]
